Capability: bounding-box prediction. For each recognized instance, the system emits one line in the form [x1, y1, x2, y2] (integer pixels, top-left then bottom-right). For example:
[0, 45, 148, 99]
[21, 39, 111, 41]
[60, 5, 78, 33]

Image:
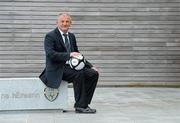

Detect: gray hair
[57, 12, 72, 23]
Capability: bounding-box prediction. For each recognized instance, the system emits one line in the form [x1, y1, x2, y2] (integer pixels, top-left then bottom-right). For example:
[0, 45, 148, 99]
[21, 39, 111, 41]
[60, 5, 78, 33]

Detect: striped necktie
[63, 34, 71, 53]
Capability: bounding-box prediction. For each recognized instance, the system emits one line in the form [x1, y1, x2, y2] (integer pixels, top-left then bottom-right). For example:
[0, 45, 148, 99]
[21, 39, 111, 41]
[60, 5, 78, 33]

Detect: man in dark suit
[39, 13, 99, 113]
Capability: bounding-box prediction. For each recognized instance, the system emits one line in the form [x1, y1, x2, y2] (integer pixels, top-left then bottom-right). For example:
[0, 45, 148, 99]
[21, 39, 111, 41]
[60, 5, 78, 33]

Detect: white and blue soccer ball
[69, 54, 86, 70]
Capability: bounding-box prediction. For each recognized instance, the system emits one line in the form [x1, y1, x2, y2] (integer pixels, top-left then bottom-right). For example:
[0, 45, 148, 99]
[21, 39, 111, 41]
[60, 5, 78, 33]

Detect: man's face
[57, 15, 71, 33]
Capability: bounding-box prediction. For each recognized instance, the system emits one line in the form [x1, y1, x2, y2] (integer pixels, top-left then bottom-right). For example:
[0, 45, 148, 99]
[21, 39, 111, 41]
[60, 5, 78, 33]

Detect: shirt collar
[58, 28, 68, 36]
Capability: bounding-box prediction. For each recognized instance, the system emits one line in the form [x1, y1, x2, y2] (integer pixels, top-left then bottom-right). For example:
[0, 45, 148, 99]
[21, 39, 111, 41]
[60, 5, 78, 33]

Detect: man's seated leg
[83, 67, 99, 105]
[62, 65, 89, 112]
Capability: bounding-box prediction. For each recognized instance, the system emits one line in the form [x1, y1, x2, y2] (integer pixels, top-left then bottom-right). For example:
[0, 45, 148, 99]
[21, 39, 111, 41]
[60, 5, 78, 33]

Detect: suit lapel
[55, 28, 75, 52]
[54, 28, 67, 50]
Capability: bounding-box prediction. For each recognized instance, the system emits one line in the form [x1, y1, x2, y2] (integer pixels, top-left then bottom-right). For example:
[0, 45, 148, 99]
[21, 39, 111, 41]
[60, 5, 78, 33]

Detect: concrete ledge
[0, 78, 68, 111]
[96, 82, 180, 88]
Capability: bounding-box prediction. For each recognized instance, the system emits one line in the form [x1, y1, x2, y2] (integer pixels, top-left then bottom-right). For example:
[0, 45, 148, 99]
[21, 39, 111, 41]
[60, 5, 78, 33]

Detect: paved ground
[0, 87, 180, 123]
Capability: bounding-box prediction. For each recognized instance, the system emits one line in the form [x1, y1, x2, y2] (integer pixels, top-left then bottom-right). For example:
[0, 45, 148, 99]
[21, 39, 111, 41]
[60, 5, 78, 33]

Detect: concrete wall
[0, 0, 180, 86]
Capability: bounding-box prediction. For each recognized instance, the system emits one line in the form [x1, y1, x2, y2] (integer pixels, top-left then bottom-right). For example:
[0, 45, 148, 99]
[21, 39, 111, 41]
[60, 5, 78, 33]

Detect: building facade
[0, 0, 180, 86]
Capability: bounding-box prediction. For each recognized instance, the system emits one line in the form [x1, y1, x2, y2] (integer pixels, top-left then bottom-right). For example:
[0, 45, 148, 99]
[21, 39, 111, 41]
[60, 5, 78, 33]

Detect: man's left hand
[91, 67, 99, 74]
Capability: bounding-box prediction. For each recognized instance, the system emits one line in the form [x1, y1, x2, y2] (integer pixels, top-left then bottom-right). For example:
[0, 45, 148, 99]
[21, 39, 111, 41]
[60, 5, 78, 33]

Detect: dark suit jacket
[39, 27, 93, 88]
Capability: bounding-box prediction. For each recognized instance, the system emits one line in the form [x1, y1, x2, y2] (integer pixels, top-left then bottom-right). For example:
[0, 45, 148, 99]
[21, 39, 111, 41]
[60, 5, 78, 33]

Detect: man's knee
[83, 68, 99, 80]
[94, 70, 99, 78]
[90, 69, 99, 80]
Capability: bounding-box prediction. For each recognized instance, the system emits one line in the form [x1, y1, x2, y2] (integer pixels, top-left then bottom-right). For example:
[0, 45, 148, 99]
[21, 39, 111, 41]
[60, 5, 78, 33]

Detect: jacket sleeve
[44, 34, 70, 62]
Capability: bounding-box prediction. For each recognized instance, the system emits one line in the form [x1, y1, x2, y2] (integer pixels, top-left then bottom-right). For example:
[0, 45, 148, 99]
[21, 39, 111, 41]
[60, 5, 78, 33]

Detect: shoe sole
[75, 110, 96, 114]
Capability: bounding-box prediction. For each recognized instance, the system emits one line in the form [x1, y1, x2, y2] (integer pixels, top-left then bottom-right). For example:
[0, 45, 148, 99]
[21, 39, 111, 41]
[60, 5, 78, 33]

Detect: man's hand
[70, 52, 80, 57]
[91, 67, 99, 74]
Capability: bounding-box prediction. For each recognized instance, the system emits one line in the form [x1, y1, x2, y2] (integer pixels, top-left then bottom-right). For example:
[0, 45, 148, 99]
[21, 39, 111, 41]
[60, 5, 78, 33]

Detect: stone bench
[0, 78, 68, 111]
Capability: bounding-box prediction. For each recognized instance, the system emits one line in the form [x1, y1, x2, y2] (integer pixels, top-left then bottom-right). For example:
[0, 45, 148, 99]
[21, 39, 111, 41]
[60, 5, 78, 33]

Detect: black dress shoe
[75, 107, 96, 113]
[87, 106, 96, 113]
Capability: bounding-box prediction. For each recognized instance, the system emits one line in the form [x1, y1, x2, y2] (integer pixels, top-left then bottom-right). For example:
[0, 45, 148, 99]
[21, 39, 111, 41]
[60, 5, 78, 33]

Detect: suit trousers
[62, 65, 99, 108]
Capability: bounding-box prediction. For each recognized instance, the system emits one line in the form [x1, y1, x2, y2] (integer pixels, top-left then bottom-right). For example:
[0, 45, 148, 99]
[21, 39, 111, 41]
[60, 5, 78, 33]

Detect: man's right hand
[70, 52, 80, 57]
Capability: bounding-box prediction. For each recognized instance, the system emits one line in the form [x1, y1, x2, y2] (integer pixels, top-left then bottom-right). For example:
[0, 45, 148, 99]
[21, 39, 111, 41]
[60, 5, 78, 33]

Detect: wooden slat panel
[0, 0, 180, 85]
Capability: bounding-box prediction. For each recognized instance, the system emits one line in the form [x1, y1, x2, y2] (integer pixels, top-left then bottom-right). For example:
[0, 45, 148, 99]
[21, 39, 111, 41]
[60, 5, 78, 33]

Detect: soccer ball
[69, 54, 86, 70]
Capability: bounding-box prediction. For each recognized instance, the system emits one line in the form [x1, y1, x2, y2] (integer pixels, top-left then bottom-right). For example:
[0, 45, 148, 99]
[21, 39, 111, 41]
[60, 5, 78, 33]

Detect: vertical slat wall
[0, 0, 180, 85]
